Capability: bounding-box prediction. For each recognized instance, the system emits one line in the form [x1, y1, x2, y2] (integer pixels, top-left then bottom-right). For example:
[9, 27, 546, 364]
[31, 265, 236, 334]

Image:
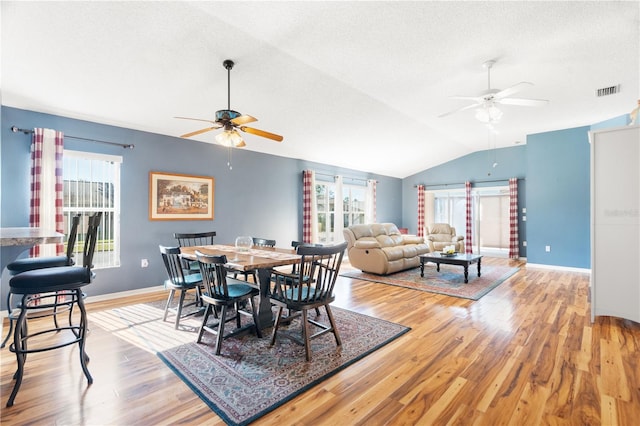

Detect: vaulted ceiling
[2, 1, 638, 178]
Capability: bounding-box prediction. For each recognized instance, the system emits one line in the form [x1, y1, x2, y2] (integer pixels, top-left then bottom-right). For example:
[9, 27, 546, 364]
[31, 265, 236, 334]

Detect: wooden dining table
[179, 244, 301, 329]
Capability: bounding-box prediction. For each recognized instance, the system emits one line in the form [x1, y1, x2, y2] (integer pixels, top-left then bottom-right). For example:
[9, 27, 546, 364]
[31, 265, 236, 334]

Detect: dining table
[179, 244, 301, 329]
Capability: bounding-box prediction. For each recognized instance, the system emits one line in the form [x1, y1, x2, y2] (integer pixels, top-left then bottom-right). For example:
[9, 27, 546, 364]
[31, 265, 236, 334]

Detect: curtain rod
[314, 171, 376, 184]
[11, 126, 134, 149]
[414, 177, 524, 188]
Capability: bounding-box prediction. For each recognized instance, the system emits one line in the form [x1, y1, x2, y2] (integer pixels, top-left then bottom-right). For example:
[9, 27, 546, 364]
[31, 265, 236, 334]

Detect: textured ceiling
[2, 1, 639, 178]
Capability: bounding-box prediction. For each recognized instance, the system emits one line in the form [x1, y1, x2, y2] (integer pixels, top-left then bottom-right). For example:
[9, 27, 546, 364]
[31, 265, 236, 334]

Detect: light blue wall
[526, 126, 591, 267]
[1, 106, 401, 307]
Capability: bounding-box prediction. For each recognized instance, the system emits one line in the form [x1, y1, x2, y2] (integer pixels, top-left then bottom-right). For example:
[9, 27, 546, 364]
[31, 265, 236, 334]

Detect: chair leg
[75, 289, 93, 383]
[1, 293, 14, 349]
[6, 295, 29, 407]
[163, 290, 175, 322]
[174, 289, 187, 329]
[324, 305, 342, 346]
[197, 304, 213, 343]
[215, 306, 228, 355]
[301, 308, 312, 361]
[270, 306, 284, 346]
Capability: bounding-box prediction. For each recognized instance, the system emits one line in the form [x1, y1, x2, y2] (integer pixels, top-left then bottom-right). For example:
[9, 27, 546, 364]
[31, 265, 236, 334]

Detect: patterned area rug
[341, 264, 519, 300]
[90, 301, 409, 426]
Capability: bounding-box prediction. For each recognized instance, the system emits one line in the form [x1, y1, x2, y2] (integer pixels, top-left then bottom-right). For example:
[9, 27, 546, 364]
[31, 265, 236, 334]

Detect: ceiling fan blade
[450, 96, 483, 101]
[494, 82, 533, 99]
[437, 102, 482, 118]
[231, 114, 257, 126]
[174, 116, 218, 125]
[498, 97, 549, 107]
[239, 126, 284, 142]
[180, 127, 218, 138]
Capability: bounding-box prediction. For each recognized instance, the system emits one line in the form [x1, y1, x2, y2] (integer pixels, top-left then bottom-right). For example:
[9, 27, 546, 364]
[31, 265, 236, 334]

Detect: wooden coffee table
[419, 252, 483, 283]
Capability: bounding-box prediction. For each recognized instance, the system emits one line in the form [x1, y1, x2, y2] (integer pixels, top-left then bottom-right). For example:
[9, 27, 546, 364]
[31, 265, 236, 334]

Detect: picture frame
[149, 171, 214, 221]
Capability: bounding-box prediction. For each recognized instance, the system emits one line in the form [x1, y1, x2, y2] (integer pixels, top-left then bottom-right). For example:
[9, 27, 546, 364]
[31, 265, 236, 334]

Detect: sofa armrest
[402, 235, 424, 244]
[354, 240, 381, 249]
[453, 236, 464, 242]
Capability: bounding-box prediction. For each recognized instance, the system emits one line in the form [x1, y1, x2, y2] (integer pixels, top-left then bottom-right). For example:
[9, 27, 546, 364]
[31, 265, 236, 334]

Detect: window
[315, 180, 366, 244]
[430, 185, 509, 256]
[63, 150, 121, 268]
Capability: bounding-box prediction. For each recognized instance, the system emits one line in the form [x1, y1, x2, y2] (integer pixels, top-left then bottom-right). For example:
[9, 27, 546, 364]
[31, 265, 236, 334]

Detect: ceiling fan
[438, 60, 549, 123]
[176, 59, 283, 147]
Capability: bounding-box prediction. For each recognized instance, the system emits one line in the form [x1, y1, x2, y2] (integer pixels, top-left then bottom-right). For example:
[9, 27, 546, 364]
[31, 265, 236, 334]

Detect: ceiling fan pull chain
[227, 146, 233, 170]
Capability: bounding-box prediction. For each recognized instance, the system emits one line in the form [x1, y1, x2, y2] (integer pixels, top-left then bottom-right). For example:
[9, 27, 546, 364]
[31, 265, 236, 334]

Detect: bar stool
[5, 213, 102, 407]
[1, 215, 81, 348]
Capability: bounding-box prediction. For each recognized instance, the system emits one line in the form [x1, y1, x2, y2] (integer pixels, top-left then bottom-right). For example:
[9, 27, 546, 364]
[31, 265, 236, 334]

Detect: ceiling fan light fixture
[475, 104, 503, 123]
[215, 129, 244, 147]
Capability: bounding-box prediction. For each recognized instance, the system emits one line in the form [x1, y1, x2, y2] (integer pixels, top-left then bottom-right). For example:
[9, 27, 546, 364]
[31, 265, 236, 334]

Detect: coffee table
[419, 252, 483, 283]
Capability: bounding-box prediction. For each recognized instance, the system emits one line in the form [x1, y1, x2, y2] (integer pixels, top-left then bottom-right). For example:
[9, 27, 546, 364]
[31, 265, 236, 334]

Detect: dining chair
[174, 231, 217, 274]
[232, 237, 276, 283]
[159, 246, 204, 329]
[195, 251, 262, 355]
[269, 241, 347, 361]
[5, 213, 102, 407]
[2, 214, 82, 349]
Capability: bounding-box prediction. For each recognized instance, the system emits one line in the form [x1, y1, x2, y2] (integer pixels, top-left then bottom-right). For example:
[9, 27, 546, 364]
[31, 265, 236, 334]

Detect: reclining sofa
[343, 223, 429, 275]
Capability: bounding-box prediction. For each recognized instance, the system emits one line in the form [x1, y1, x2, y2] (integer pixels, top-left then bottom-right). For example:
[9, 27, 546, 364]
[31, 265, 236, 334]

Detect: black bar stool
[1, 215, 81, 348]
[5, 213, 102, 407]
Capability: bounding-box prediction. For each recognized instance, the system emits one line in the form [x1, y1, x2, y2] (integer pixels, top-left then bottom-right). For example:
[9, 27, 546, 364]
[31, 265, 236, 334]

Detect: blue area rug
[157, 307, 409, 426]
[341, 264, 519, 300]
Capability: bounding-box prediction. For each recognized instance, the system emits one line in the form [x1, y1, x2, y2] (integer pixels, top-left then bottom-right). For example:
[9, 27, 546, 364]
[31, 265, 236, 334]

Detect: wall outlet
[141, 259, 149, 268]
[545, 245, 551, 252]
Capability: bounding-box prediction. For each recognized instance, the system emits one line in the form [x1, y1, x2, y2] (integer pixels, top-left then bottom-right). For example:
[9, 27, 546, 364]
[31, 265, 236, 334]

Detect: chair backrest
[252, 237, 276, 247]
[195, 251, 231, 299]
[174, 231, 216, 247]
[159, 245, 190, 285]
[82, 212, 102, 270]
[278, 241, 347, 304]
[290, 241, 323, 273]
[65, 214, 82, 262]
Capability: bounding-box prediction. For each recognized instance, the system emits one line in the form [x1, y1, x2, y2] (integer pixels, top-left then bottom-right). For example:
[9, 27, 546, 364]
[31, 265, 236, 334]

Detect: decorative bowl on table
[235, 236, 253, 252]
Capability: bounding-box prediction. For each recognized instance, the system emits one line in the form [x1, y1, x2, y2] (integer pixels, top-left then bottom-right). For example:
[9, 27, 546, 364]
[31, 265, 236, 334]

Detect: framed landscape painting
[149, 172, 214, 220]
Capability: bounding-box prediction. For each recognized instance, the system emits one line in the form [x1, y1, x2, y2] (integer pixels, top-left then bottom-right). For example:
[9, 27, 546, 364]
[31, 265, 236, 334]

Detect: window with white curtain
[315, 180, 366, 243]
[63, 150, 121, 268]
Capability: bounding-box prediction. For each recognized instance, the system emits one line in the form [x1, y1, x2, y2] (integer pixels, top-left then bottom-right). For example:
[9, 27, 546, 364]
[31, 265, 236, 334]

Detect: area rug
[340, 264, 519, 300]
[90, 301, 409, 426]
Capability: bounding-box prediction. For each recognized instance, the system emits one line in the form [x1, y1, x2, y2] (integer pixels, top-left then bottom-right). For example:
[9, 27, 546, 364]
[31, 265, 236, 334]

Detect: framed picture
[149, 172, 214, 221]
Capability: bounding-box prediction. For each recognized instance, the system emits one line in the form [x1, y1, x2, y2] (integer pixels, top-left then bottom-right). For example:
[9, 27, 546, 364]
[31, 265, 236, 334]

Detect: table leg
[420, 260, 425, 277]
[255, 268, 274, 329]
[436, 262, 441, 272]
[477, 258, 482, 277]
[463, 264, 469, 283]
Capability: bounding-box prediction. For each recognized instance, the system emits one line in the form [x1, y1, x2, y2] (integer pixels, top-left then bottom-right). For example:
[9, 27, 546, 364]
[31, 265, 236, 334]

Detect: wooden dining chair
[159, 246, 204, 329]
[195, 251, 262, 355]
[269, 241, 347, 361]
[174, 231, 217, 274]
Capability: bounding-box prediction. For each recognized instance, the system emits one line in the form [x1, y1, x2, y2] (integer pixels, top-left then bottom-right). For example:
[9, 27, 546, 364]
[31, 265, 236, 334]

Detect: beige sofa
[426, 223, 465, 253]
[343, 223, 429, 275]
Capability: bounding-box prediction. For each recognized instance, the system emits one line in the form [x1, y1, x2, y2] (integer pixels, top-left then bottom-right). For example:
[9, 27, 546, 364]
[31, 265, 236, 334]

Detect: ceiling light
[215, 129, 246, 147]
[475, 103, 503, 123]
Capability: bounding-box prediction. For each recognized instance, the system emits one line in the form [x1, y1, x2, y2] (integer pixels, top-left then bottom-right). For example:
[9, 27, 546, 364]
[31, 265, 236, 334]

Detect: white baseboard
[1, 286, 164, 319]
[525, 263, 591, 274]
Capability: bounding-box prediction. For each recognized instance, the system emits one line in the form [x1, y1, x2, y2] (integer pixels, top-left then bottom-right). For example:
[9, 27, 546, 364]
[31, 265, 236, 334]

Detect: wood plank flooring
[1, 258, 639, 425]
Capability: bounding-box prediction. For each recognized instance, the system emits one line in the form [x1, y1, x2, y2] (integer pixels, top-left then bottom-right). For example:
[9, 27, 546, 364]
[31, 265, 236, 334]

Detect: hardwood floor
[1, 257, 639, 425]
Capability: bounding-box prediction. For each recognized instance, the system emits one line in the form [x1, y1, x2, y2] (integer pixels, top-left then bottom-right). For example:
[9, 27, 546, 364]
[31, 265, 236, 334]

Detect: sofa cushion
[429, 223, 453, 234]
[382, 246, 405, 261]
[370, 223, 389, 237]
[351, 224, 374, 240]
[402, 235, 423, 245]
[383, 223, 401, 236]
[354, 238, 381, 249]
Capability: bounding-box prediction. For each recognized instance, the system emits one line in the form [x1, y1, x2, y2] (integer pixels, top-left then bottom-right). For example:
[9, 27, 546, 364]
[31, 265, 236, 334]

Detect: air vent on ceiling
[596, 84, 620, 97]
